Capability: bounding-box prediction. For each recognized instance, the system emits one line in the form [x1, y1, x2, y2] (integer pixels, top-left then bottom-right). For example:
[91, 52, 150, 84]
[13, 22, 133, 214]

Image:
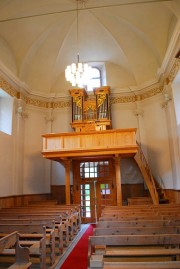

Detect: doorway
[80, 180, 113, 223]
[73, 159, 116, 223]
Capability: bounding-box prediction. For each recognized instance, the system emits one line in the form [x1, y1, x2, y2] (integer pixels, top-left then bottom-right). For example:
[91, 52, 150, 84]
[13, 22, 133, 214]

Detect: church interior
[0, 0, 180, 268]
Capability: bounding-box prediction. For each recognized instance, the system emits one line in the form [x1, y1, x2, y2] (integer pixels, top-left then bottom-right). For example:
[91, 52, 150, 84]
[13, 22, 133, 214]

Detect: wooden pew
[0, 231, 32, 269]
[0, 224, 49, 269]
[99, 215, 162, 221]
[0, 218, 64, 256]
[103, 261, 180, 269]
[26, 204, 81, 233]
[94, 226, 180, 236]
[96, 219, 180, 228]
[0, 207, 76, 242]
[0, 211, 70, 248]
[88, 234, 180, 268]
[0, 204, 82, 257]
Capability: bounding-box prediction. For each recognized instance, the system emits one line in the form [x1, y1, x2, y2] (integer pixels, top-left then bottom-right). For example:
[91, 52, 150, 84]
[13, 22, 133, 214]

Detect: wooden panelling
[51, 185, 73, 204]
[0, 188, 178, 209]
[42, 128, 138, 160]
[122, 184, 149, 203]
[0, 194, 51, 208]
[165, 189, 180, 203]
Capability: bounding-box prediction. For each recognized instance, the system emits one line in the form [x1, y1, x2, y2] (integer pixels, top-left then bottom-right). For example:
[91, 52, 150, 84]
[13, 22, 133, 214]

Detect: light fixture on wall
[65, 0, 92, 88]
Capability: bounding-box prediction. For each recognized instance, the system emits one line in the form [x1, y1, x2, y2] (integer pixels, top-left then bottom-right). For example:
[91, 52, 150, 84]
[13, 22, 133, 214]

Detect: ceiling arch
[0, 0, 179, 97]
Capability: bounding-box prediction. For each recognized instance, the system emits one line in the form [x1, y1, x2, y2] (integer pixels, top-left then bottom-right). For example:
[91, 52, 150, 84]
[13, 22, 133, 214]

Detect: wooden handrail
[134, 142, 159, 204]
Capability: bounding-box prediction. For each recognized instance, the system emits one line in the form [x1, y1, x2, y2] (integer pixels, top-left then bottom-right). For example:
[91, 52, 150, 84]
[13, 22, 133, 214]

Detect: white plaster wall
[23, 105, 51, 194]
[172, 70, 180, 125]
[111, 101, 138, 129]
[172, 70, 180, 156]
[121, 158, 144, 184]
[141, 94, 173, 189]
[0, 91, 175, 197]
[0, 97, 25, 196]
[50, 107, 72, 134]
[111, 93, 173, 189]
[50, 106, 73, 185]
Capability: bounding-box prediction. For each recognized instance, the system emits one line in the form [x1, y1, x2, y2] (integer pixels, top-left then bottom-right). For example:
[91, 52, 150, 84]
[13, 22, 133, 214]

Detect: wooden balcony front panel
[42, 128, 138, 161]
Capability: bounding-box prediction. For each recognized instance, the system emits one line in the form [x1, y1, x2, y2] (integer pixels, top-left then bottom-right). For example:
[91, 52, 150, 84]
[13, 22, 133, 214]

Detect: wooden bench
[94, 226, 180, 236]
[88, 234, 180, 268]
[0, 231, 32, 269]
[26, 204, 81, 232]
[0, 207, 76, 243]
[0, 224, 49, 269]
[0, 217, 65, 255]
[0, 211, 70, 247]
[96, 219, 180, 228]
[103, 261, 180, 269]
[23, 205, 81, 234]
[99, 215, 162, 221]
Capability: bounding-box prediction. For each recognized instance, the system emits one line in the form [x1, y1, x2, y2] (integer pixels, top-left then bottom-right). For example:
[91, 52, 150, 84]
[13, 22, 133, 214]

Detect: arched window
[86, 67, 101, 92]
[0, 89, 13, 135]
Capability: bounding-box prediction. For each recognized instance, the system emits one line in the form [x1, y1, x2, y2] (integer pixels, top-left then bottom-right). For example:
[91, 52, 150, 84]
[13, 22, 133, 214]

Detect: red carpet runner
[60, 224, 94, 269]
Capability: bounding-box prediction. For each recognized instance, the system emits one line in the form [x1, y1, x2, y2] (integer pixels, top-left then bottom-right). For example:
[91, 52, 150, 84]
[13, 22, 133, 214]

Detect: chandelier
[65, 0, 92, 88]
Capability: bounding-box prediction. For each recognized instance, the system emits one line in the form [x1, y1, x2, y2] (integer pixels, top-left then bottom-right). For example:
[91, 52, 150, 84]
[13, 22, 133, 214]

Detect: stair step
[159, 198, 169, 204]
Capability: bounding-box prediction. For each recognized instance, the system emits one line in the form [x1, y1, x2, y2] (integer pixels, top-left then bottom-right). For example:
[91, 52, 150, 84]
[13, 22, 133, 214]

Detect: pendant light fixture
[65, 0, 92, 88]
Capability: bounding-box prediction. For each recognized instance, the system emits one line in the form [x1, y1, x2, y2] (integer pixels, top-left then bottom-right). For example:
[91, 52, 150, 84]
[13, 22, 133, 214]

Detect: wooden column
[115, 156, 122, 206]
[64, 159, 71, 204]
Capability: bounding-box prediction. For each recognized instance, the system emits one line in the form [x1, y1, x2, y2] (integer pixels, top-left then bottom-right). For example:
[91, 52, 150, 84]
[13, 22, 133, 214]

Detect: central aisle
[56, 224, 94, 269]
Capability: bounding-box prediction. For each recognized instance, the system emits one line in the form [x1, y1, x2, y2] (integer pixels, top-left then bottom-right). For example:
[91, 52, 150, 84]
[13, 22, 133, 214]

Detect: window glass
[0, 89, 13, 135]
[80, 161, 110, 178]
[86, 67, 101, 91]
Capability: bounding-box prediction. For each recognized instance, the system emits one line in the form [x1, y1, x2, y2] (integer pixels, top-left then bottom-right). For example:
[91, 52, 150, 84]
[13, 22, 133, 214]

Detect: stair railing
[134, 142, 159, 204]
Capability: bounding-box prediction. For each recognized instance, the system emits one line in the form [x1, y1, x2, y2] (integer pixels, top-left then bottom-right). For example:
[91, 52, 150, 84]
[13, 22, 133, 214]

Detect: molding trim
[0, 76, 18, 98]
[0, 59, 179, 107]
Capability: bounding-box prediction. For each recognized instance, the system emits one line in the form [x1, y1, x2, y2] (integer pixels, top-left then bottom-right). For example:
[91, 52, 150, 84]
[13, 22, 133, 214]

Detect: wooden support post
[115, 156, 122, 206]
[64, 159, 71, 204]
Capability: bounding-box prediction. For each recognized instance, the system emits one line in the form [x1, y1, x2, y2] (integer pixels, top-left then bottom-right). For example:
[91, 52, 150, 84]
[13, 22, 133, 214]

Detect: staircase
[134, 142, 169, 205]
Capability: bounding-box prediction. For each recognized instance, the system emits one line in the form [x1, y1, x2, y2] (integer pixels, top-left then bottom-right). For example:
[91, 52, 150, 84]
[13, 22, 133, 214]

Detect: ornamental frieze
[0, 59, 178, 107]
[0, 77, 18, 97]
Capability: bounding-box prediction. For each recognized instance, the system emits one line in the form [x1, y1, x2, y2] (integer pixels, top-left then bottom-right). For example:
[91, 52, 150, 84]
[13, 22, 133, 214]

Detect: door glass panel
[100, 183, 111, 206]
[78, 160, 114, 223]
[80, 184, 91, 218]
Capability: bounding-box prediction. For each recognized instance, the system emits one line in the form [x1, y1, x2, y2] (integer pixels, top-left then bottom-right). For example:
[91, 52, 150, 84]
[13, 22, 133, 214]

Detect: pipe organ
[69, 86, 111, 132]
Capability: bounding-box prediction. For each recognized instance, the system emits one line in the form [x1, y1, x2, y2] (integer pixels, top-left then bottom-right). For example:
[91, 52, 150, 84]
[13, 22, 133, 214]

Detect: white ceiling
[0, 0, 179, 97]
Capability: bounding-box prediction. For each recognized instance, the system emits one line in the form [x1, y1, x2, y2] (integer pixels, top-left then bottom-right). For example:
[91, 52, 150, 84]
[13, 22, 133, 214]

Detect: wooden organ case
[69, 86, 111, 132]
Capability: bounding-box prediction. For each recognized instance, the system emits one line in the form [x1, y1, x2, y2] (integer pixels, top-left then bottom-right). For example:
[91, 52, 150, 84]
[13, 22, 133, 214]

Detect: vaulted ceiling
[0, 0, 179, 98]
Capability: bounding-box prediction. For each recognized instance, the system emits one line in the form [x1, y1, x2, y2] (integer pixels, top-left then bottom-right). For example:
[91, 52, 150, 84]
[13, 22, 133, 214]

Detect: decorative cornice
[0, 76, 18, 98]
[111, 86, 163, 104]
[168, 58, 180, 82]
[52, 100, 71, 109]
[0, 59, 179, 108]
[111, 95, 135, 104]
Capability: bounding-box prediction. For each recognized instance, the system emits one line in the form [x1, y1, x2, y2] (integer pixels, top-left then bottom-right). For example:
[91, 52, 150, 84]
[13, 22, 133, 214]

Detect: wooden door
[96, 181, 114, 218]
[73, 159, 116, 223]
[80, 181, 97, 223]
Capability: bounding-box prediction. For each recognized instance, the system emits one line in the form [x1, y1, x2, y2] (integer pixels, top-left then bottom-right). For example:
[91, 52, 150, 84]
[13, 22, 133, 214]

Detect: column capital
[133, 108, 144, 117]
[15, 98, 28, 119]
